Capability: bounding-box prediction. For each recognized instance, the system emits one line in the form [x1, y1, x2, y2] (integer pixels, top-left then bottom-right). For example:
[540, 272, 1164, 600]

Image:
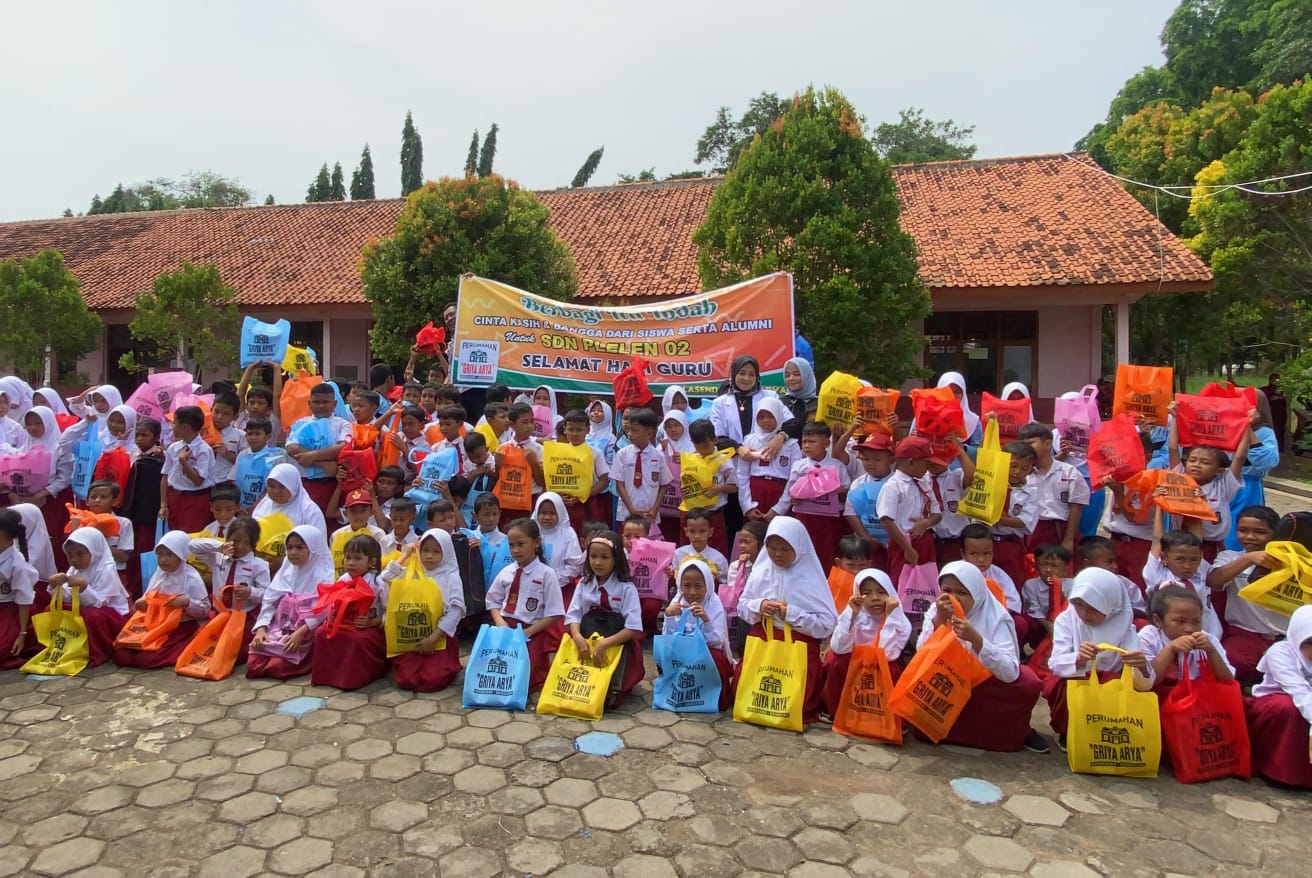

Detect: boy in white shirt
[209, 392, 248, 483]
[1018, 422, 1089, 554]
[1143, 508, 1220, 640]
[609, 408, 671, 522]
[775, 421, 849, 564]
[1206, 504, 1285, 686]
[989, 440, 1039, 591]
[285, 384, 351, 514]
[85, 480, 135, 592]
[876, 436, 940, 583]
[927, 441, 973, 565]
[158, 405, 216, 534]
[672, 509, 729, 588]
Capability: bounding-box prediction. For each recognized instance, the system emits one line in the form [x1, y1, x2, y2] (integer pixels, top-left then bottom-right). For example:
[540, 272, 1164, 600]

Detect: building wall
[1035, 305, 1103, 399]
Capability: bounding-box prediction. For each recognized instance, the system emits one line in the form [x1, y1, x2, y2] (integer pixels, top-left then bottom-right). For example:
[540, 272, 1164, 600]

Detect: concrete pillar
[1116, 299, 1131, 364]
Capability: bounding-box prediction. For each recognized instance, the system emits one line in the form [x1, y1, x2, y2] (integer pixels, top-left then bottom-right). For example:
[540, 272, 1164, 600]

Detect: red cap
[855, 433, 893, 452]
[894, 436, 933, 460]
[344, 489, 372, 508]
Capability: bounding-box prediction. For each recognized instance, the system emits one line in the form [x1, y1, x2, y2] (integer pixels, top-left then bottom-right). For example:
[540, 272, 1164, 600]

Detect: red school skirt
[166, 486, 213, 534]
[887, 532, 936, 586]
[392, 634, 463, 692]
[1245, 693, 1312, 789]
[1221, 627, 1278, 689]
[113, 619, 199, 670]
[1027, 519, 1079, 556]
[80, 605, 129, 668]
[747, 477, 786, 518]
[820, 648, 903, 719]
[1041, 668, 1121, 736]
[929, 667, 1043, 752]
[731, 622, 825, 724]
[246, 646, 313, 680]
[0, 602, 38, 670]
[1111, 534, 1151, 592]
[505, 616, 564, 693]
[312, 625, 387, 690]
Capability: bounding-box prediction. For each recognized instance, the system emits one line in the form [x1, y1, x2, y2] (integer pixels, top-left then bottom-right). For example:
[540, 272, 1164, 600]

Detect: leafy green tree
[350, 145, 375, 199]
[87, 172, 250, 214]
[694, 87, 930, 381]
[477, 124, 499, 178]
[618, 168, 656, 183]
[0, 249, 100, 383]
[464, 130, 479, 177]
[571, 147, 604, 187]
[695, 92, 788, 173]
[401, 111, 423, 195]
[329, 162, 346, 201]
[264, 194, 275, 206]
[871, 107, 977, 164]
[361, 175, 577, 363]
[118, 261, 240, 379]
[306, 163, 332, 202]
[664, 170, 706, 180]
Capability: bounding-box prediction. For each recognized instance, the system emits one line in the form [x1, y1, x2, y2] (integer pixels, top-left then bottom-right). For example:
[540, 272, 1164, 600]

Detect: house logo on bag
[486, 656, 508, 676]
[759, 675, 783, 695]
[677, 670, 697, 689]
[567, 666, 591, 683]
[1198, 723, 1224, 745]
[251, 333, 275, 358]
[457, 340, 499, 384]
[1100, 726, 1132, 746]
[632, 562, 649, 581]
[405, 609, 428, 626]
[859, 672, 875, 690]
[7, 473, 21, 489]
[929, 673, 954, 697]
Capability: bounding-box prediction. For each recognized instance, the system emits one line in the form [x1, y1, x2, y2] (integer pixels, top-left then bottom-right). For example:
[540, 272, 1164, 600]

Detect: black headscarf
[728, 354, 761, 438]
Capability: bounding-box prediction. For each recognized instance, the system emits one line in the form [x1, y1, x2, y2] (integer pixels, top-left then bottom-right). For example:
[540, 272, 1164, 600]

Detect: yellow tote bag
[385, 556, 444, 657]
[1239, 541, 1312, 616]
[255, 512, 295, 556]
[542, 441, 594, 502]
[733, 621, 807, 733]
[957, 418, 1011, 526]
[817, 372, 862, 429]
[1066, 666, 1161, 777]
[536, 633, 622, 721]
[281, 345, 318, 376]
[22, 586, 90, 676]
[678, 449, 735, 511]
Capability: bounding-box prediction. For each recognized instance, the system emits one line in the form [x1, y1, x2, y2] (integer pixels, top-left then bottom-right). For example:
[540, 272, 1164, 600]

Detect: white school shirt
[0, 544, 38, 606]
[211, 424, 248, 482]
[829, 605, 912, 657]
[287, 415, 352, 479]
[1031, 459, 1090, 523]
[564, 576, 643, 630]
[1251, 642, 1312, 725]
[776, 454, 849, 517]
[930, 468, 968, 539]
[143, 564, 212, 620]
[736, 432, 798, 512]
[1142, 553, 1222, 639]
[1212, 550, 1288, 637]
[981, 564, 1022, 614]
[379, 529, 420, 557]
[1104, 502, 1155, 541]
[1021, 576, 1074, 621]
[609, 442, 673, 519]
[663, 594, 730, 651]
[703, 456, 737, 513]
[187, 538, 270, 613]
[380, 559, 465, 638]
[486, 558, 564, 625]
[991, 479, 1039, 538]
[108, 515, 135, 572]
[502, 436, 546, 494]
[875, 469, 936, 536]
[163, 435, 216, 491]
[673, 545, 729, 586]
[1171, 468, 1241, 542]
[1138, 625, 1234, 680]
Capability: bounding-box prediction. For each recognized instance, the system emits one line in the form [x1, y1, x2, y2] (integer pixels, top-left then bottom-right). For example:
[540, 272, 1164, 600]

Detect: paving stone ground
[1, 655, 1309, 877]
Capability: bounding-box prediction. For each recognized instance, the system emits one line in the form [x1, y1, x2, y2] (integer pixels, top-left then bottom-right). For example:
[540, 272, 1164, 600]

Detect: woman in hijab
[1225, 388, 1280, 550]
[779, 357, 818, 441]
[48, 527, 131, 666]
[920, 561, 1044, 751]
[733, 516, 840, 723]
[1247, 604, 1312, 788]
[12, 408, 74, 570]
[382, 528, 466, 692]
[247, 524, 335, 679]
[710, 355, 769, 447]
[113, 529, 211, 669]
[1041, 568, 1152, 746]
[935, 372, 983, 453]
[252, 463, 329, 534]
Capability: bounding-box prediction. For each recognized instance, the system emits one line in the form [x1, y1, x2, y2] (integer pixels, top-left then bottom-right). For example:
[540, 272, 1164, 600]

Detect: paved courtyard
[1, 650, 1308, 878]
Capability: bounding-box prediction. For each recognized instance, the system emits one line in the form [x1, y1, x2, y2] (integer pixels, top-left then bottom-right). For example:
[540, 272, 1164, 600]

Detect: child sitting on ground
[663, 557, 734, 709]
[1206, 504, 1287, 687]
[1246, 605, 1312, 789]
[820, 568, 911, 722]
[1137, 585, 1235, 697]
[565, 529, 645, 707]
[381, 530, 466, 692]
[113, 530, 211, 669]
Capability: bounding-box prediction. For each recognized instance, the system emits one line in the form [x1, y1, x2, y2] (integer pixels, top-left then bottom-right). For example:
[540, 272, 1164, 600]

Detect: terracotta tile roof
[0, 154, 1209, 310]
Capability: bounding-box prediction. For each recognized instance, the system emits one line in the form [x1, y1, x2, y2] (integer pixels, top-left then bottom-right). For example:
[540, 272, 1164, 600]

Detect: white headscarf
[532, 384, 559, 419]
[936, 372, 980, 437]
[741, 516, 837, 638]
[938, 559, 1016, 653]
[1062, 568, 1137, 670]
[417, 527, 462, 587]
[753, 396, 793, 436]
[531, 492, 584, 580]
[1000, 381, 1035, 424]
[60, 526, 129, 612]
[253, 463, 328, 532]
[0, 377, 33, 421]
[785, 357, 817, 400]
[672, 557, 729, 645]
[101, 404, 138, 450]
[270, 524, 335, 595]
[31, 387, 70, 417]
[662, 385, 689, 413]
[21, 407, 62, 476]
[846, 567, 913, 653]
[1261, 604, 1312, 681]
[90, 385, 123, 412]
[12, 503, 56, 580]
[587, 400, 614, 442]
[149, 530, 206, 603]
[662, 410, 695, 454]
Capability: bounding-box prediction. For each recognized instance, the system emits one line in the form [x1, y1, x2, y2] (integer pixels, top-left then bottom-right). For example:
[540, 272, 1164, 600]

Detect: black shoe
[1057, 734, 1068, 753]
[1023, 731, 1051, 753]
[818, 709, 834, 724]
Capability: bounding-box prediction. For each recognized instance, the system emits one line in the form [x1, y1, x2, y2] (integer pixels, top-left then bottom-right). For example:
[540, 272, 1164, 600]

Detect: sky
[0, 0, 1179, 222]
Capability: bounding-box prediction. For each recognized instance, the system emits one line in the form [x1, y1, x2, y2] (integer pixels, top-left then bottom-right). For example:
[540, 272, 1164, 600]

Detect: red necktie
[598, 587, 613, 613]
[913, 478, 932, 519]
[504, 567, 523, 614]
[456, 442, 465, 472]
[633, 452, 643, 489]
[930, 477, 944, 514]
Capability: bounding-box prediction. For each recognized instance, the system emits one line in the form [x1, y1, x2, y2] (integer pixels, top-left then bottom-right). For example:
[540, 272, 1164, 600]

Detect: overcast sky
[0, 0, 1178, 222]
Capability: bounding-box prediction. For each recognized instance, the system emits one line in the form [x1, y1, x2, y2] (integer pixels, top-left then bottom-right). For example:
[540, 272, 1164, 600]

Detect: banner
[452, 274, 795, 396]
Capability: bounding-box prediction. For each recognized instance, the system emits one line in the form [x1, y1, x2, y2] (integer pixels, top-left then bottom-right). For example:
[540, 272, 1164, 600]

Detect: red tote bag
[1174, 393, 1250, 453]
[980, 393, 1030, 442]
[1086, 414, 1146, 485]
[1160, 663, 1250, 783]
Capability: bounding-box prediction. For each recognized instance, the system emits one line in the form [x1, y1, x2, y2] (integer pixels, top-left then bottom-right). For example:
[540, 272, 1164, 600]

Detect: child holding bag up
[1247, 604, 1312, 789]
[49, 528, 132, 667]
[820, 568, 911, 721]
[1166, 401, 1253, 560]
[565, 530, 645, 705]
[382, 529, 465, 692]
[487, 518, 565, 692]
[664, 558, 733, 708]
[113, 530, 212, 669]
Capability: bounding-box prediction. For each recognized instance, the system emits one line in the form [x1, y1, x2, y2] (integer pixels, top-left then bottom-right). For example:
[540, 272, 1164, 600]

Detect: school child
[188, 516, 269, 657]
[1138, 586, 1235, 697]
[988, 440, 1038, 589]
[426, 405, 474, 473]
[1206, 505, 1287, 686]
[586, 400, 617, 469]
[620, 515, 650, 554]
[724, 519, 766, 657]
[1144, 511, 1222, 640]
[113, 530, 211, 669]
[664, 557, 734, 709]
[285, 383, 352, 512]
[1246, 604, 1312, 788]
[459, 433, 496, 520]
[372, 466, 407, 530]
[1017, 422, 1089, 554]
[566, 530, 645, 705]
[381, 529, 466, 692]
[1167, 403, 1253, 561]
[828, 535, 868, 608]
[12, 504, 57, 606]
[84, 479, 135, 584]
[841, 431, 895, 560]
[330, 490, 388, 575]
[673, 507, 731, 598]
[926, 441, 972, 565]
[558, 409, 610, 534]
[609, 408, 671, 530]
[736, 397, 798, 523]
[46, 528, 129, 667]
[1020, 543, 1075, 640]
[656, 409, 693, 543]
[384, 407, 430, 482]
[197, 482, 242, 541]
[15, 408, 75, 566]
[158, 405, 215, 534]
[69, 384, 122, 419]
[60, 403, 136, 455]
[310, 534, 387, 689]
[876, 436, 940, 584]
[922, 561, 1046, 752]
[710, 355, 771, 446]
[732, 516, 840, 724]
[960, 523, 1030, 648]
[252, 463, 329, 533]
[495, 403, 547, 528]
[1076, 536, 1148, 623]
[486, 518, 565, 691]
[208, 392, 247, 483]
[379, 497, 419, 558]
[235, 418, 284, 510]
[248, 525, 334, 679]
[1042, 568, 1152, 750]
[0, 509, 39, 668]
[425, 499, 486, 630]
[236, 364, 282, 441]
[820, 568, 912, 721]
[477, 402, 512, 454]
[683, 420, 736, 555]
[770, 421, 848, 564]
[530, 384, 562, 434]
[31, 387, 77, 430]
[121, 417, 164, 597]
[532, 492, 586, 586]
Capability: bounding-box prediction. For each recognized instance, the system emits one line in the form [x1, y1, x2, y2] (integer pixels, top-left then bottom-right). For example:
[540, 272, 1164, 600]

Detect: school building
[0, 153, 1210, 408]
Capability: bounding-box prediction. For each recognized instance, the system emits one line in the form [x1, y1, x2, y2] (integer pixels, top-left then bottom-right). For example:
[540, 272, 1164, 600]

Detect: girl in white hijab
[820, 567, 912, 718]
[381, 528, 466, 692]
[11, 503, 56, 582]
[31, 387, 70, 418]
[252, 462, 328, 533]
[0, 385, 25, 448]
[662, 385, 689, 415]
[661, 410, 695, 455]
[1000, 381, 1035, 424]
[735, 516, 839, 723]
[114, 529, 211, 669]
[662, 557, 734, 708]
[920, 560, 1044, 752]
[48, 527, 131, 666]
[0, 377, 33, 422]
[737, 396, 798, 518]
[248, 524, 333, 679]
[70, 384, 123, 419]
[935, 372, 982, 443]
[55, 402, 139, 458]
[531, 492, 585, 583]
[16, 408, 74, 566]
[586, 399, 617, 467]
[1249, 605, 1312, 788]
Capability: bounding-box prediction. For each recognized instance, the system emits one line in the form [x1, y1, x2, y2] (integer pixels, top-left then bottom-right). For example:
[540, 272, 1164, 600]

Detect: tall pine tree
[571, 147, 604, 187]
[328, 163, 346, 201]
[306, 164, 332, 202]
[464, 130, 479, 177]
[350, 144, 376, 199]
[477, 124, 499, 177]
[400, 111, 423, 195]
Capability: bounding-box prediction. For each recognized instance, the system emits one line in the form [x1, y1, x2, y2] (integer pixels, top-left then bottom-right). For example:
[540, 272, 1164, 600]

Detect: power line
[1063, 152, 1312, 199]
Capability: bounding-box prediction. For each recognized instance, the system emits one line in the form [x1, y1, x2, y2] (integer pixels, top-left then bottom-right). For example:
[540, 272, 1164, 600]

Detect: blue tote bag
[462, 624, 531, 711]
[139, 520, 166, 586]
[70, 425, 102, 502]
[652, 609, 723, 714]
[239, 316, 291, 367]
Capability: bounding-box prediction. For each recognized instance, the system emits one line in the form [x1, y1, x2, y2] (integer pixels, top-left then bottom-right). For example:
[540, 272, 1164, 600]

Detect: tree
[307, 163, 332, 202]
[871, 107, 977, 164]
[350, 144, 375, 199]
[361, 175, 577, 363]
[477, 124, 499, 178]
[89, 195, 103, 213]
[694, 87, 931, 381]
[571, 147, 604, 187]
[86, 171, 250, 214]
[464, 131, 479, 177]
[618, 168, 656, 183]
[329, 162, 346, 201]
[118, 262, 240, 379]
[61, 208, 73, 218]
[264, 195, 275, 205]
[664, 170, 706, 181]
[400, 111, 423, 195]
[695, 92, 789, 173]
[0, 249, 101, 383]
